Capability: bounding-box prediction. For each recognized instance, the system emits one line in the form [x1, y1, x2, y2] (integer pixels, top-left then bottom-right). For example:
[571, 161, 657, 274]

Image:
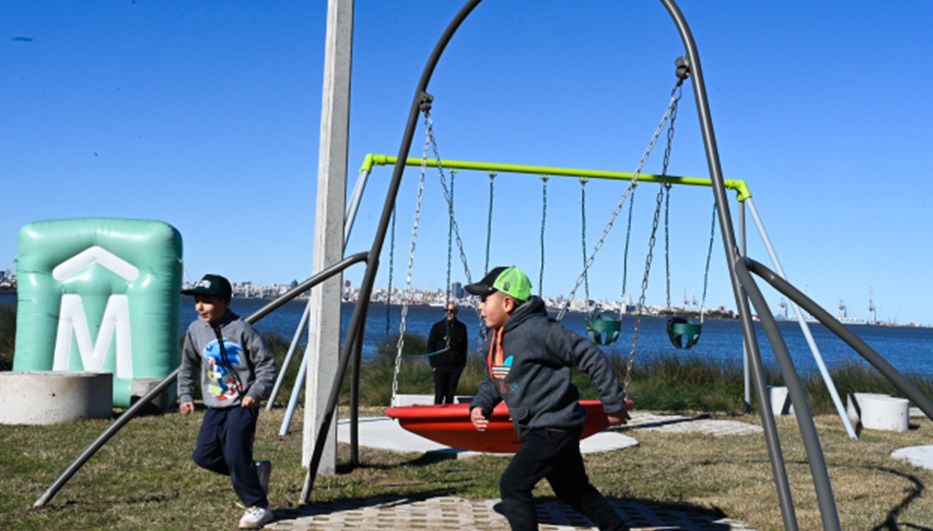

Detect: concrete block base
[0, 371, 113, 425]
[768, 386, 794, 415]
[847, 392, 910, 432]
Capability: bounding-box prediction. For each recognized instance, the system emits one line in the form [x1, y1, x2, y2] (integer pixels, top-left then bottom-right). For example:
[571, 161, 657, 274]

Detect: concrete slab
[336, 417, 638, 456]
[891, 445, 933, 471]
[266, 495, 756, 530]
[617, 412, 762, 437]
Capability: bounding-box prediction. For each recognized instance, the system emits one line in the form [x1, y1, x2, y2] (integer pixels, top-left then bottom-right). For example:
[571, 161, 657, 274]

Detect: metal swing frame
[299, 1, 933, 528]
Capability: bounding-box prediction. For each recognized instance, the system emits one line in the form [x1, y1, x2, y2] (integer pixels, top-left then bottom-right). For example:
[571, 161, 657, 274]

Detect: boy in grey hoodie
[467, 266, 630, 531]
[177, 274, 277, 529]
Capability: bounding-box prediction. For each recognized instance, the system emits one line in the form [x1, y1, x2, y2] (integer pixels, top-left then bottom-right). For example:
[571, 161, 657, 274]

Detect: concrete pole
[303, 0, 353, 474]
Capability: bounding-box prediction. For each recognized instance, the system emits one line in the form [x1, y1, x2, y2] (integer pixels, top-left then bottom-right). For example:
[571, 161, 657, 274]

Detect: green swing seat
[585, 312, 622, 346]
[666, 316, 702, 349]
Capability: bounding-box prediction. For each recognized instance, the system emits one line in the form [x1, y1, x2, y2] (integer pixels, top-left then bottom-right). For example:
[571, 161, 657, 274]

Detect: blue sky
[3, 1, 932, 325]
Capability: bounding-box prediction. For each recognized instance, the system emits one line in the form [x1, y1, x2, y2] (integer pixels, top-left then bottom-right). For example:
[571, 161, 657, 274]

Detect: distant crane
[778, 297, 789, 318]
[838, 299, 848, 319]
[868, 287, 877, 323]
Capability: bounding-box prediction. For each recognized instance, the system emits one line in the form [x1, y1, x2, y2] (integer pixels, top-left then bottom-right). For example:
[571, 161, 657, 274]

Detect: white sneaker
[256, 460, 272, 496]
[239, 506, 273, 529]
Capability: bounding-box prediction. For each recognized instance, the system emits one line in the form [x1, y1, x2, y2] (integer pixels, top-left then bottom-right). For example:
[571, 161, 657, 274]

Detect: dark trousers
[499, 428, 627, 531]
[192, 406, 268, 508]
[432, 366, 463, 405]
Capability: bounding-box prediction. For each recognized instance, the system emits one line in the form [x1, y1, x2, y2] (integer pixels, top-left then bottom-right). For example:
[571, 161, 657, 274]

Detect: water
[3, 294, 931, 377]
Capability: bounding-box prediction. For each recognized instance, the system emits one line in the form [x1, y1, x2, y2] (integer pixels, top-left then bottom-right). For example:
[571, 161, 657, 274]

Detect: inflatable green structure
[14, 218, 182, 407]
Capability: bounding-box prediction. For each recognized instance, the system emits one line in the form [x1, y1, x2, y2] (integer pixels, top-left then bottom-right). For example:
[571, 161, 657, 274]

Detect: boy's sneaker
[239, 506, 273, 529]
[256, 460, 272, 496]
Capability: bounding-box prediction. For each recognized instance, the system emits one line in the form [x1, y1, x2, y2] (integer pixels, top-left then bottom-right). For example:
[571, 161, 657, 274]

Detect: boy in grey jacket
[468, 266, 630, 531]
[177, 274, 277, 529]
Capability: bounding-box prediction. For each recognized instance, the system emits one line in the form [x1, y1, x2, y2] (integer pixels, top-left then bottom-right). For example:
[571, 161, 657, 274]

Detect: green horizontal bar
[360, 153, 751, 201]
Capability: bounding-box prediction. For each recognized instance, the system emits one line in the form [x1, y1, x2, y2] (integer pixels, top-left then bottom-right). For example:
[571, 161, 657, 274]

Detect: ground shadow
[271, 493, 743, 530]
[869, 466, 928, 531]
[517, 496, 736, 530]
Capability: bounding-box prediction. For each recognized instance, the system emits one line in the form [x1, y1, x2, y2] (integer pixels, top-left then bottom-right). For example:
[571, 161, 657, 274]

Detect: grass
[2, 326, 933, 528]
[1, 407, 931, 529]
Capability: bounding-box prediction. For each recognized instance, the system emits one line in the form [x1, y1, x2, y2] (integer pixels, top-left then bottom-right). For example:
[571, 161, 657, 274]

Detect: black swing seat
[585, 312, 622, 346]
[666, 316, 702, 349]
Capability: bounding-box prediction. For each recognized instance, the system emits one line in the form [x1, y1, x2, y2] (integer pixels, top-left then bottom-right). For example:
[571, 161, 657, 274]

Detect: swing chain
[485, 172, 496, 276]
[580, 177, 590, 311]
[423, 110, 474, 285]
[555, 77, 683, 322]
[624, 80, 684, 396]
[422, 107, 487, 340]
[663, 186, 672, 309]
[391, 113, 433, 405]
[618, 191, 636, 319]
[386, 206, 396, 334]
[446, 170, 456, 307]
[539, 175, 549, 297]
[699, 203, 717, 323]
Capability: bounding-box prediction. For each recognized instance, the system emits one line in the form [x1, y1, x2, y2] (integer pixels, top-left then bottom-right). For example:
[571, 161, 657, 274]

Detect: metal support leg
[349, 303, 368, 467]
[267, 299, 312, 410]
[747, 198, 857, 439]
[737, 260, 841, 530]
[747, 258, 933, 420]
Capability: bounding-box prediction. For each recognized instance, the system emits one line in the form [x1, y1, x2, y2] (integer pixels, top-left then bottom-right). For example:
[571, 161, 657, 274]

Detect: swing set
[377, 67, 736, 451]
[34, 2, 933, 529]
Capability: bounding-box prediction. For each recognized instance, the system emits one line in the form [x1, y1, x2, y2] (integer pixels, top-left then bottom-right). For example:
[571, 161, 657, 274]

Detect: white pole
[275, 171, 367, 426]
[266, 300, 312, 410]
[738, 200, 751, 411]
[304, 0, 353, 474]
[746, 198, 857, 439]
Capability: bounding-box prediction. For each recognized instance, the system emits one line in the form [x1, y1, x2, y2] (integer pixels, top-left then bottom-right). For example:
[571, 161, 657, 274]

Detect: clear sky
[3, 1, 932, 325]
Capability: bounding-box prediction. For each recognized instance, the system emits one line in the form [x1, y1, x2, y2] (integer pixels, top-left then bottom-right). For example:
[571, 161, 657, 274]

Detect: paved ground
[265, 414, 762, 529]
[267, 495, 755, 530]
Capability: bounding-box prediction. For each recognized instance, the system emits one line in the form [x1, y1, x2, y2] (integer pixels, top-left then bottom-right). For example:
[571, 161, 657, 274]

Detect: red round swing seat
[384, 399, 633, 453]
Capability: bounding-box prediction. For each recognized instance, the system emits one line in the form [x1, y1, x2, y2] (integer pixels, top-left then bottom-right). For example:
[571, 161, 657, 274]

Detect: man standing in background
[427, 303, 468, 404]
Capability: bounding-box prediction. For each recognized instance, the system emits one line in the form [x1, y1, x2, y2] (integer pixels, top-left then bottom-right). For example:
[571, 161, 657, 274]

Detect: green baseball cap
[465, 266, 532, 301]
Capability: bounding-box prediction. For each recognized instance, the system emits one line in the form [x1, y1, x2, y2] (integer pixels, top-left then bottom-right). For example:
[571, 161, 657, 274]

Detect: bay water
[2, 294, 930, 378]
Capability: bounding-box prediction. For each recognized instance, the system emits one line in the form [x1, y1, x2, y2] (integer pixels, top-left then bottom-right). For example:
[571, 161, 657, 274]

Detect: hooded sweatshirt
[470, 296, 627, 439]
[177, 310, 276, 408]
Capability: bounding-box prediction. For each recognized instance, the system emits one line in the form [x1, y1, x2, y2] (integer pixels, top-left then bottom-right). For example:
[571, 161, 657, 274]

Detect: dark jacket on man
[426, 317, 468, 369]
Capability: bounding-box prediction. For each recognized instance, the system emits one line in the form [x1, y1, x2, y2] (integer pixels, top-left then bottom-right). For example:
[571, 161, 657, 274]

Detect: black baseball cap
[181, 274, 233, 300]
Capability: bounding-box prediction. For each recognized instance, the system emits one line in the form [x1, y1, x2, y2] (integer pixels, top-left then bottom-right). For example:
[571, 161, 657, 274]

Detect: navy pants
[192, 406, 268, 508]
[432, 366, 464, 405]
[499, 428, 627, 531]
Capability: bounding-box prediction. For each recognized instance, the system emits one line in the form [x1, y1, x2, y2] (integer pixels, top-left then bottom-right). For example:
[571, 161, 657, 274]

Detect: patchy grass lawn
[1, 406, 930, 530]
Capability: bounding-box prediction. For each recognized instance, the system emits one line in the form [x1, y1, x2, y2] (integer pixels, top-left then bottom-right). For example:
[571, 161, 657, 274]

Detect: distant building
[451, 281, 463, 299]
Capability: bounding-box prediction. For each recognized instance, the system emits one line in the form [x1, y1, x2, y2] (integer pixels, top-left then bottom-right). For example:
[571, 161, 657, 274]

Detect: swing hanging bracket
[675, 55, 690, 81]
[418, 91, 435, 113]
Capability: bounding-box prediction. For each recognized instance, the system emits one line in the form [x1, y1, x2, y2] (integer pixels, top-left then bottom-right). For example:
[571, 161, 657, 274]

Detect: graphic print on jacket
[488, 328, 514, 395]
[204, 338, 243, 401]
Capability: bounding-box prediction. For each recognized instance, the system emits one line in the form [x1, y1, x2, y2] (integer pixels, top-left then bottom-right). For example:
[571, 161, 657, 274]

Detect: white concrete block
[846, 392, 890, 424]
[0, 371, 112, 425]
[393, 394, 435, 406]
[769, 386, 794, 416]
[860, 395, 909, 432]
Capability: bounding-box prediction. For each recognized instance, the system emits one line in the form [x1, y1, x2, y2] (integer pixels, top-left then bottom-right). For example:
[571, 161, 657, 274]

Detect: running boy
[467, 266, 630, 531]
[177, 274, 277, 529]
